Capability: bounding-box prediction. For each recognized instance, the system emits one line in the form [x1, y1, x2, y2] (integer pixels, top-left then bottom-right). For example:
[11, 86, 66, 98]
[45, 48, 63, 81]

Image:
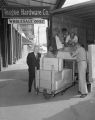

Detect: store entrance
[10, 18, 48, 64]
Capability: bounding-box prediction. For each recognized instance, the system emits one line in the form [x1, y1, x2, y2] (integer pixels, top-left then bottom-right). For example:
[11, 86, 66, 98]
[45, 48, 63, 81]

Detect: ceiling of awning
[52, 1, 95, 22]
[2, 1, 95, 23]
[1, 0, 66, 10]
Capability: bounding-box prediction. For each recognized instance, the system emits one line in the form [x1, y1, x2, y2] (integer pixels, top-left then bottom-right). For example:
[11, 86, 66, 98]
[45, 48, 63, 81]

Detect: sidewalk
[0, 57, 95, 120]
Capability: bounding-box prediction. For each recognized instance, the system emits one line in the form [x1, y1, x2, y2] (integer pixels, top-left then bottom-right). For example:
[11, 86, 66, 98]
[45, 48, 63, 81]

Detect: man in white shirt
[71, 43, 88, 98]
[61, 28, 69, 43]
[51, 28, 63, 53]
[55, 34, 63, 50]
[66, 32, 78, 46]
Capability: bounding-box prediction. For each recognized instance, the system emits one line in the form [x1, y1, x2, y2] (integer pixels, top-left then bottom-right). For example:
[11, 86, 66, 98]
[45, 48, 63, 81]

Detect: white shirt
[72, 46, 87, 63]
[34, 53, 37, 58]
[66, 35, 78, 43]
[55, 35, 63, 49]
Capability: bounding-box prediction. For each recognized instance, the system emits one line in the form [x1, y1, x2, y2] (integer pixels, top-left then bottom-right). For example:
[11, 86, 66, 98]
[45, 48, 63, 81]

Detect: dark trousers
[28, 71, 36, 91]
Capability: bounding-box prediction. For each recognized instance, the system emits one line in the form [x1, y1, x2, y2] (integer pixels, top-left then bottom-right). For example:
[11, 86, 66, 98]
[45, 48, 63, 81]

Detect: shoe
[80, 94, 87, 98]
[28, 89, 31, 93]
[78, 91, 81, 94]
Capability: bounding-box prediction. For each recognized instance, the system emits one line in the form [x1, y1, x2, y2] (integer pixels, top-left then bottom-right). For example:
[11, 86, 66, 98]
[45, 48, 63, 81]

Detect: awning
[1, 0, 66, 10]
[0, 0, 66, 39]
[51, 1, 95, 22]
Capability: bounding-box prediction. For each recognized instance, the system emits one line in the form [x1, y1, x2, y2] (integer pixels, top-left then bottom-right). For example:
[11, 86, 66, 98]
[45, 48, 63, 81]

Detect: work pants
[78, 61, 88, 94]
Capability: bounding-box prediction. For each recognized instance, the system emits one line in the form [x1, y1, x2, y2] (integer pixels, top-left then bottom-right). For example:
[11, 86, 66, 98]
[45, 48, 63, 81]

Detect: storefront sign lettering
[2, 7, 50, 18]
[8, 19, 45, 24]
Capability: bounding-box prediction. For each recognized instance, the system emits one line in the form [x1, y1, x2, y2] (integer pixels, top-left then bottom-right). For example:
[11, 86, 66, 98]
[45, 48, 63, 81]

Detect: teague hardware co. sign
[2, 6, 50, 18]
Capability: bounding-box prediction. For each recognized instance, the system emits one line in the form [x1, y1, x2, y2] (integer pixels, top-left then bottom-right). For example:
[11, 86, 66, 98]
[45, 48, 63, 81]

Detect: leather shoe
[78, 91, 81, 94]
[28, 89, 31, 92]
[80, 94, 87, 98]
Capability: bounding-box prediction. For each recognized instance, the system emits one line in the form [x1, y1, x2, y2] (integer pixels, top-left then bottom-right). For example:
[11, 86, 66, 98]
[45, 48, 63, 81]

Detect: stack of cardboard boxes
[35, 57, 73, 93]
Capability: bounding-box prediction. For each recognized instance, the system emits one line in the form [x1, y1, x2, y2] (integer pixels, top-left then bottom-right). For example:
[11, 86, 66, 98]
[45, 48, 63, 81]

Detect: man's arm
[71, 49, 78, 57]
[26, 53, 30, 66]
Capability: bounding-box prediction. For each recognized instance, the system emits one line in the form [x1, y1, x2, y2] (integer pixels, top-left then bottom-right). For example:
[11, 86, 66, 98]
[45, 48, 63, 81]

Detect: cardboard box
[40, 57, 63, 71]
[35, 69, 72, 91]
[57, 51, 76, 60]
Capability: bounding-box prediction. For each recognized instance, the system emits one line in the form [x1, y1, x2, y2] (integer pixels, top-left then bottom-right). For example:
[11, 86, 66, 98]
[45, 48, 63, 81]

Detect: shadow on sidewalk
[0, 67, 79, 108]
[43, 99, 95, 120]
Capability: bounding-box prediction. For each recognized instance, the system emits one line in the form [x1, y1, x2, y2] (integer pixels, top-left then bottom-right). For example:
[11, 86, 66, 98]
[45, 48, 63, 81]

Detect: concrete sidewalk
[0, 57, 95, 120]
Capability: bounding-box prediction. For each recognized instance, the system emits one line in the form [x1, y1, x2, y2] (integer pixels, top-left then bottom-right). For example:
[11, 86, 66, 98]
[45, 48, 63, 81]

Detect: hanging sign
[8, 18, 45, 24]
[2, 6, 50, 18]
